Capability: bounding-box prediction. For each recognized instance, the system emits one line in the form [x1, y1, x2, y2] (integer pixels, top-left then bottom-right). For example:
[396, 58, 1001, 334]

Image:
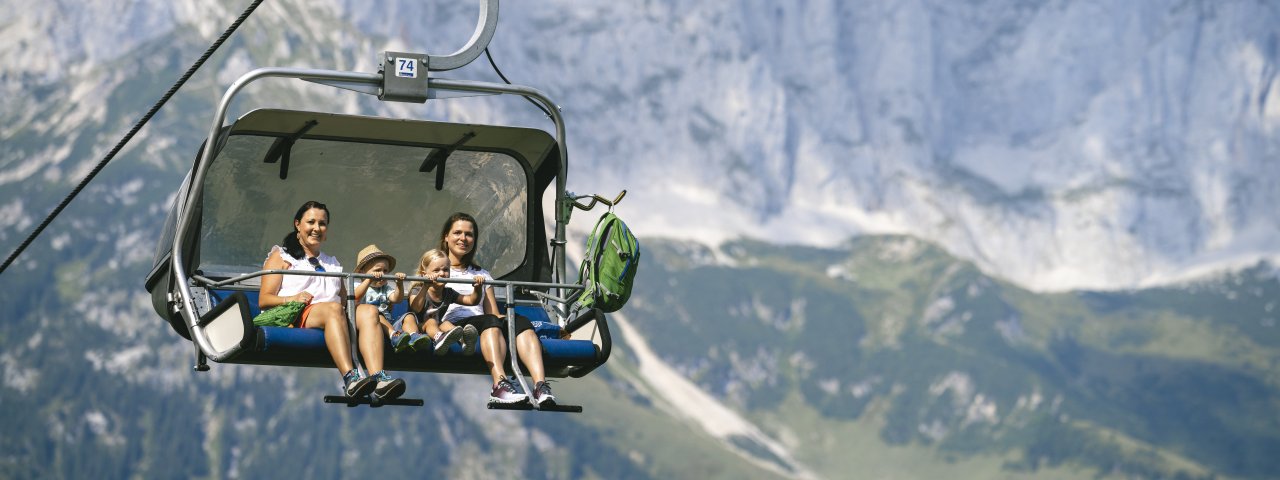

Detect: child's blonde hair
[415, 248, 449, 277]
[414, 249, 450, 291]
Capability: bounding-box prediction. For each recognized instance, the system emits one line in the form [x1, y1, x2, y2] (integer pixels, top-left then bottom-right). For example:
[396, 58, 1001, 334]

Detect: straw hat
[355, 244, 396, 272]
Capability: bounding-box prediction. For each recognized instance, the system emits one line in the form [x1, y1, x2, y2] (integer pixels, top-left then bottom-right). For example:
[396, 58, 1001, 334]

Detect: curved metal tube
[429, 0, 499, 71]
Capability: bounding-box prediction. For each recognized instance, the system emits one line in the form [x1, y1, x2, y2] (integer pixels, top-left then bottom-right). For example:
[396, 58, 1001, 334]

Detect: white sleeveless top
[441, 265, 493, 323]
[269, 245, 343, 304]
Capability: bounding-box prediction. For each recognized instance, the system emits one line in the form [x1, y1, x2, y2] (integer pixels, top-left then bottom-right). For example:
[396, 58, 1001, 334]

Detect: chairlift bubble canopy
[144, 65, 612, 383]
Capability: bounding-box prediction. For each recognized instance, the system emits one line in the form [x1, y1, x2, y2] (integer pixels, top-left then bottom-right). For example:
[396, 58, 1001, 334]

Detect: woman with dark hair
[412, 212, 557, 405]
[257, 200, 405, 401]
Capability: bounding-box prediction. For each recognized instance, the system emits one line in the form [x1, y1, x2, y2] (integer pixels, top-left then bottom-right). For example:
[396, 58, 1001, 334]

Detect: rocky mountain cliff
[2, 1, 1279, 479]
[3, 0, 1279, 291]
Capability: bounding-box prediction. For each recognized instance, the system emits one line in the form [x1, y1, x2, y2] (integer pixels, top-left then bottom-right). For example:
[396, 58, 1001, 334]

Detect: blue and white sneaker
[343, 370, 375, 398]
[390, 331, 412, 353]
[408, 332, 433, 352]
[371, 370, 405, 401]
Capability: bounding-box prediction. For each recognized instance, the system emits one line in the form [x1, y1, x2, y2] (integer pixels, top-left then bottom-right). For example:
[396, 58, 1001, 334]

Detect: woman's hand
[295, 292, 313, 304]
[472, 276, 485, 287]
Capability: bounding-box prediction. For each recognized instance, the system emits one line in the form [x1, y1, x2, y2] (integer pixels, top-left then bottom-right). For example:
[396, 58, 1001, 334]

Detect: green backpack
[574, 211, 640, 313]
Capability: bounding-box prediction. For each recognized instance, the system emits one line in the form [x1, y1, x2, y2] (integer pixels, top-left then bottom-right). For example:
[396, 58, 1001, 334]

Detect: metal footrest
[487, 401, 582, 413]
[323, 395, 424, 407]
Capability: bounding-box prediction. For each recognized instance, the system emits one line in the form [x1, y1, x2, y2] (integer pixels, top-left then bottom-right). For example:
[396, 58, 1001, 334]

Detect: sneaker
[408, 332, 433, 352]
[433, 327, 464, 356]
[343, 370, 375, 398]
[390, 331, 412, 353]
[371, 371, 405, 401]
[532, 380, 556, 406]
[460, 324, 479, 356]
[488, 378, 528, 404]
[507, 376, 526, 395]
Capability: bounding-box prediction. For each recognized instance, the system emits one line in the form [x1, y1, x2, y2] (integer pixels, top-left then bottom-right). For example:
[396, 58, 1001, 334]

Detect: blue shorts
[390, 312, 417, 332]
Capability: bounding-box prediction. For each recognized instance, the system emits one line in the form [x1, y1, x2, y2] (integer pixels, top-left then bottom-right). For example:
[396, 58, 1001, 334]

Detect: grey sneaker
[460, 324, 479, 355]
[433, 327, 464, 356]
[390, 331, 412, 353]
[343, 370, 375, 398]
[488, 378, 528, 404]
[532, 380, 556, 406]
[371, 370, 405, 401]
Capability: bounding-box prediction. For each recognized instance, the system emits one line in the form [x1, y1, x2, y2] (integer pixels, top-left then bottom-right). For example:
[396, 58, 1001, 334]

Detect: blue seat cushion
[208, 288, 598, 376]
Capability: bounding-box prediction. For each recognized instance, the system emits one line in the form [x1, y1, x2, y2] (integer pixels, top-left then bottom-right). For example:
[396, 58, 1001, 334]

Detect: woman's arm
[258, 249, 308, 309]
[457, 276, 485, 306]
[481, 284, 503, 317]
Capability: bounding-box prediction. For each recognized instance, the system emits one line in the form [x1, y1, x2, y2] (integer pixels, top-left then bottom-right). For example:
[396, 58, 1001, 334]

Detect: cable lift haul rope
[0, 0, 265, 276]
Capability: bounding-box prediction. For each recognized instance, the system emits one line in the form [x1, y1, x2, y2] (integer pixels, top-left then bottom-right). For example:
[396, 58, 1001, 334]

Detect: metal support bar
[503, 281, 533, 406]
[324, 395, 424, 407]
[193, 270, 581, 292]
[346, 273, 366, 377]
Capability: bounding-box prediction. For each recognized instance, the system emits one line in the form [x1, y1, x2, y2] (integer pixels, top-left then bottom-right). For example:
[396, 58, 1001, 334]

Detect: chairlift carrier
[143, 0, 616, 408]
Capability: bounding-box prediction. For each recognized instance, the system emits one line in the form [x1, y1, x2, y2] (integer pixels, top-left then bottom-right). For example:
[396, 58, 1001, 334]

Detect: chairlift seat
[204, 288, 606, 378]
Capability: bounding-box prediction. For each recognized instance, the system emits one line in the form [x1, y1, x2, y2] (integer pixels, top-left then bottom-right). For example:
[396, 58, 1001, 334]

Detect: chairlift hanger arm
[429, 0, 500, 72]
[309, 0, 496, 99]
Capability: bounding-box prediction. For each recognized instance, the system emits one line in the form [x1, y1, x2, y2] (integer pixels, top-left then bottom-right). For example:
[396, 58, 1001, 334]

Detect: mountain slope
[2, 1, 1279, 479]
[622, 236, 1279, 478]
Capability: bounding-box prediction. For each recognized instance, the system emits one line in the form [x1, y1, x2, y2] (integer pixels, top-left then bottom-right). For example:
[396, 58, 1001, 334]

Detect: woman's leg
[303, 302, 354, 374]
[378, 315, 395, 337]
[514, 329, 547, 384]
[479, 326, 508, 384]
[355, 304, 386, 373]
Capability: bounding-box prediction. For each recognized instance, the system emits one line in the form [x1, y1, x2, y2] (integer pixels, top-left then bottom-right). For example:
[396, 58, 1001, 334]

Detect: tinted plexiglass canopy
[192, 108, 559, 282]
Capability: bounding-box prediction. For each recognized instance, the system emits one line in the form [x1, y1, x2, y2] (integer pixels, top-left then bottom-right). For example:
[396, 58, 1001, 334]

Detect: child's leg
[422, 318, 442, 339]
[387, 313, 414, 352]
[399, 312, 421, 334]
[379, 314, 395, 337]
[440, 320, 457, 332]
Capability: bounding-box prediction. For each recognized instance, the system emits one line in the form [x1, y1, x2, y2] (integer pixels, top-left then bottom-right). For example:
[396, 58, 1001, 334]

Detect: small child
[354, 244, 431, 353]
[408, 248, 482, 355]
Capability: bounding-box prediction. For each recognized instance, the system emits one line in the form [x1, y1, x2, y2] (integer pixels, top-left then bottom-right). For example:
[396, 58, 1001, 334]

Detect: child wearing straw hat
[354, 244, 431, 352]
